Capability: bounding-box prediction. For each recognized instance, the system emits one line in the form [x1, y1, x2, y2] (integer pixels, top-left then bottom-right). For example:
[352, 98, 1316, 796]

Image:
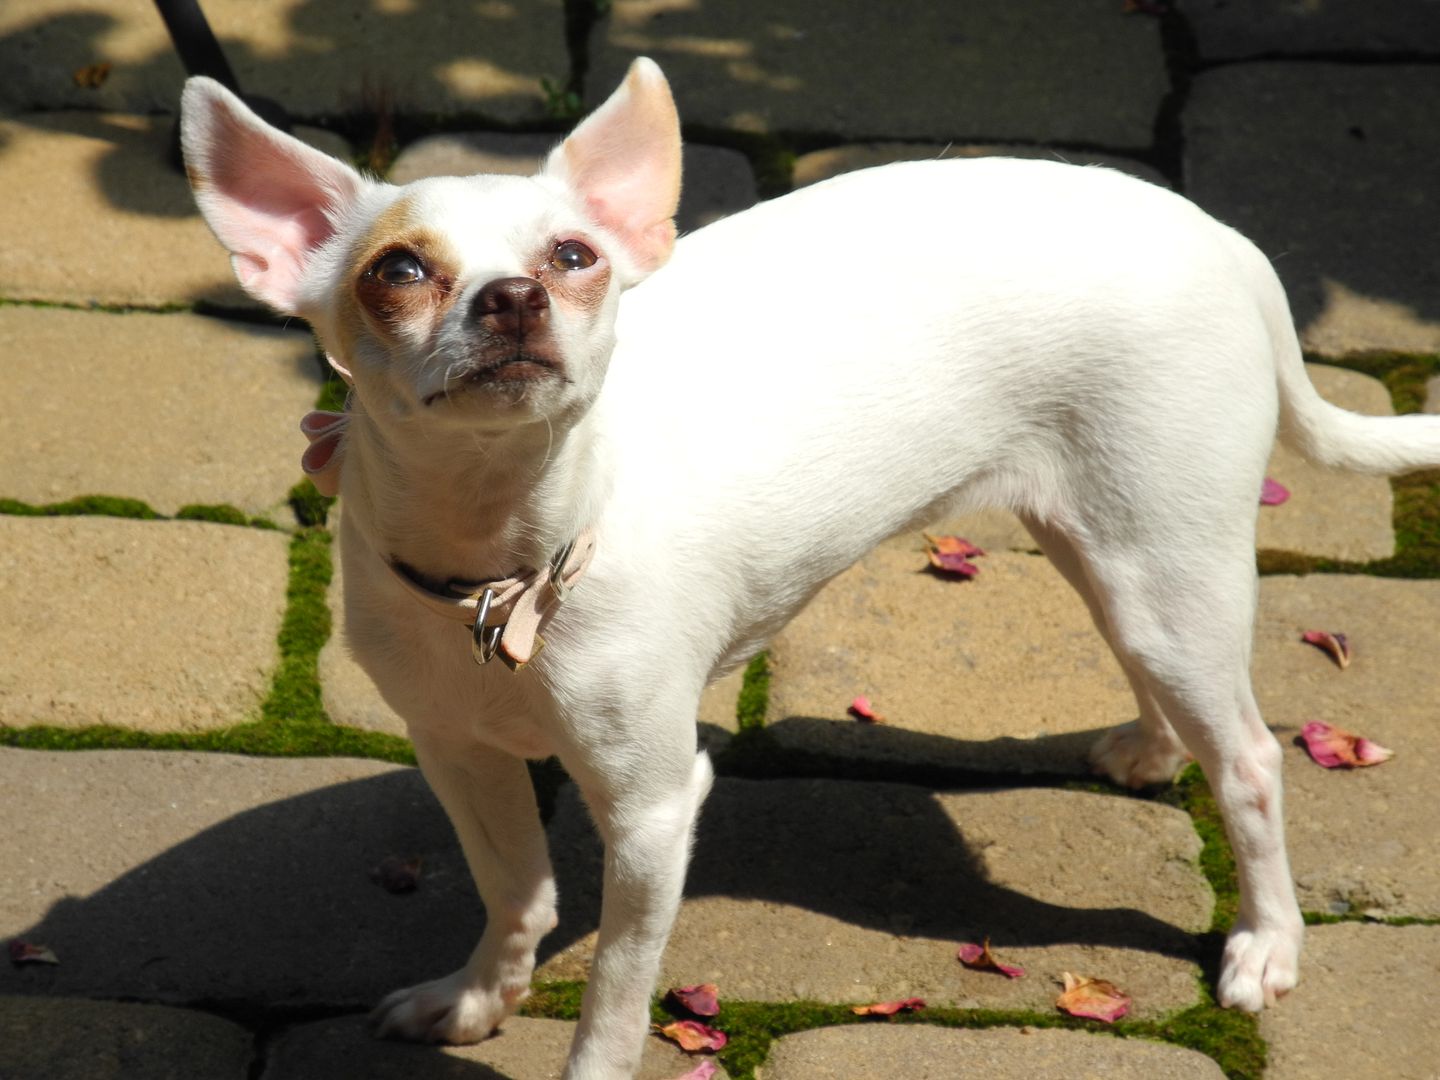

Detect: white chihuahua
[181, 58, 1440, 1078]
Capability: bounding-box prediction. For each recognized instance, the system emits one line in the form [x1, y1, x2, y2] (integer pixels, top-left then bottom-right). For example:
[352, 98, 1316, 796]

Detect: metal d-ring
[548, 538, 577, 603]
[470, 586, 502, 665]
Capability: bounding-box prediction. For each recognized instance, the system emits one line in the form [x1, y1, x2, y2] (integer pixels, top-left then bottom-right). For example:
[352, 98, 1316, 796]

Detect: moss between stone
[0, 495, 275, 530]
[735, 653, 771, 731]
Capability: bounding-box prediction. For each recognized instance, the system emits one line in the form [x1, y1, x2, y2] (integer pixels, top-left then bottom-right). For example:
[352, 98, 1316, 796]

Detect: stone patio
[3, 1, 1438, 1076]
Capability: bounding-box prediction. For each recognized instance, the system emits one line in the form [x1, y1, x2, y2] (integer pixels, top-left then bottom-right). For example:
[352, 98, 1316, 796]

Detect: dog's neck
[341, 402, 609, 586]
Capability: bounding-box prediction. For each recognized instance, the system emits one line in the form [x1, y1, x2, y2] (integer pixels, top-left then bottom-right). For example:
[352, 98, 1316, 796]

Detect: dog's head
[180, 60, 681, 433]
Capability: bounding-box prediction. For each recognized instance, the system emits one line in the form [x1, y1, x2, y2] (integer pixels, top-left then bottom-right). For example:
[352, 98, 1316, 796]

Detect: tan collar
[385, 529, 597, 670]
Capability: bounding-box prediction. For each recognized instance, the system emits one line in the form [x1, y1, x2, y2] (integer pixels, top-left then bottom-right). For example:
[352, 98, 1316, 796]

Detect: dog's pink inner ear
[183, 78, 363, 314]
[545, 58, 682, 274]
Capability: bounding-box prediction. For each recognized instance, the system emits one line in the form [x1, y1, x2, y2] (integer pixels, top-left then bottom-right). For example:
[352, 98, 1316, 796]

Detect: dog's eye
[371, 252, 425, 285]
[550, 240, 597, 272]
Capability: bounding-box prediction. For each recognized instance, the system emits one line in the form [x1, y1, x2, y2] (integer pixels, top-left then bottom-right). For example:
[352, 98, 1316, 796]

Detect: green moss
[521, 980, 587, 1021]
[735, 653, 771, 730]
[1161, 765, 1239, 933]
[1319, 352, 1440, 417]
[289, 478, 335, 528]
[175, 504, 278, 530]
[0, 495, 161, 519]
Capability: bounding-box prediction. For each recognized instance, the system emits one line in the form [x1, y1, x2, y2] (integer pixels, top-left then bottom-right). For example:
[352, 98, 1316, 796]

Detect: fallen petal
[957, 938, 1025, 979]
[665, 982, 721, 1017]
[657, 1020, 728, 1053]
[1301, 630, 1352, 670]
[852, 997, 926, 1016]
[923, 534, 985, 578]
[847, 695, 886, 724]
[370, 855, 423, 894]
[670, 1061, 720, 1080]
[1260, 478, 1290, 506]
[8, 940, 59, 966]
[1301, 721, 1394, 769]
[1056, 971, 1130, 1022]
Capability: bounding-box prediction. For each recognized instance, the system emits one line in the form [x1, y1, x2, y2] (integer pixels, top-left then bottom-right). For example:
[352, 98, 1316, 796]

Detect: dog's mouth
[423, 354, 565, 405]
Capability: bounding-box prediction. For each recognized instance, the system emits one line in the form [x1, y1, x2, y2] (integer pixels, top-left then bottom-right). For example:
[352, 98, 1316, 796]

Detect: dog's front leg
[562, 748, 715, 1080]
[372, 737, 556, 1043]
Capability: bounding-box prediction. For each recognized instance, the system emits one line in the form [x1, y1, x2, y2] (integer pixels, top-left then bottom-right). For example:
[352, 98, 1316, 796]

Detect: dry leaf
[1260, 478, 1290, 506]
[72, 62, 112, 88]
[370, 855, 423, 894]
[848, 695, 886, 724]
[665, 982, 720, 1017]
[1300, 721, 1393, 768]
[657, 1019, 727, 1053]
[852, 997, 926, 1016]
[670, 1061, 720, 1080]
[8, 940, 59, 966]
[1301, 630, 1352, 670]
[1056, 971, 1130, 1022]
[957, 938, 1025, 979]
[923, 533, 984, 578]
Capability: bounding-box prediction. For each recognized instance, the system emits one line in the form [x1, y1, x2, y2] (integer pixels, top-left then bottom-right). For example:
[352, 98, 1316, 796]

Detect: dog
[180, 57, 1440, 1078]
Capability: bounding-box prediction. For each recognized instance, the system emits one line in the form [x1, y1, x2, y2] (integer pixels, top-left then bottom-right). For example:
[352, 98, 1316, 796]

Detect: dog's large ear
[180, 77, 366, 315]
[542, 57, 682, 275]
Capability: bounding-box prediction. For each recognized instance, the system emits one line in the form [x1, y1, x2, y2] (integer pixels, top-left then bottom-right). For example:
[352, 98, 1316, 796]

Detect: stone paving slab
[794, 143, 1169, 190]
[1185, 64, 1440, 356]
[0, 306, 321, 517]
[1183, 0, 1440, 61]
[0, 112, 346, 310]
[263, 1014, 728, 1080]
[761, 1024, 1225, 1079]
[1260, 923, 1440, 1080]
[765, 550, 1134, 775]
[0, 519, 289, 731]
[0, 0, 567, 121]
[589, 0, 1166, 145]
[0, 750, 481, 1006]
[0, 995, 254, 1080]
[390, 133, 758, 234]
[540, 779, 1210, 1017]
[765, 545, 1418, 788]
[1253, 575, 1440, 918]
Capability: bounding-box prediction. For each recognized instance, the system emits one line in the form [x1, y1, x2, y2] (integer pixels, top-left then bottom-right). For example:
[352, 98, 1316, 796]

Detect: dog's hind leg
[1068, 525, 1302, 1010]
[1022, 515, 1191, 787]
[371, 738, 557, 1044]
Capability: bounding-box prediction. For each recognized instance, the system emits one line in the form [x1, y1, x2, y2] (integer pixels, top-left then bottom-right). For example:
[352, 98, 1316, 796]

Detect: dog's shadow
[2, 721, 1195, 1027]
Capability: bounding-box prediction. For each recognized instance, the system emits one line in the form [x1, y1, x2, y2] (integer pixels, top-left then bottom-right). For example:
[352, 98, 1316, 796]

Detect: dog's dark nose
[473, 277, 549, 337]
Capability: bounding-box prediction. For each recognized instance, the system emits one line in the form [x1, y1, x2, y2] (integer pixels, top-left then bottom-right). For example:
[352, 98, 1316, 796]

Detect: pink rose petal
[657, 1020, 727, 1053]
[957, 939, 1025, 979]
[1301, 630, 1352, 670]
[665, 982, 720, 1018]
[847, 695, 886, 723]
[7, 940, 59, 966]
[852, 997, 926, 1016]
[923, 534, 985, 578]
[1056, 971, 1130, 1022]
[1301, 721, 1393, 768]
[670, 1061, 720, 1080]
[1260, 477, 1290, 505]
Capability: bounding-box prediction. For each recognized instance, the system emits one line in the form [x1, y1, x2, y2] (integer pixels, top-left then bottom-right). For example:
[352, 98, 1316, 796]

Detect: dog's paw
[1217, 924, 1301, 1012]
[370, 968, 526, 1044]
[1089, 721, 1191, 788]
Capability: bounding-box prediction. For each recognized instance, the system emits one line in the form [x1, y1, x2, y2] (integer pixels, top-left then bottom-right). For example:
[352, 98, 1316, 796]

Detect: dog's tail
[1262, 258, 1440, 476]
